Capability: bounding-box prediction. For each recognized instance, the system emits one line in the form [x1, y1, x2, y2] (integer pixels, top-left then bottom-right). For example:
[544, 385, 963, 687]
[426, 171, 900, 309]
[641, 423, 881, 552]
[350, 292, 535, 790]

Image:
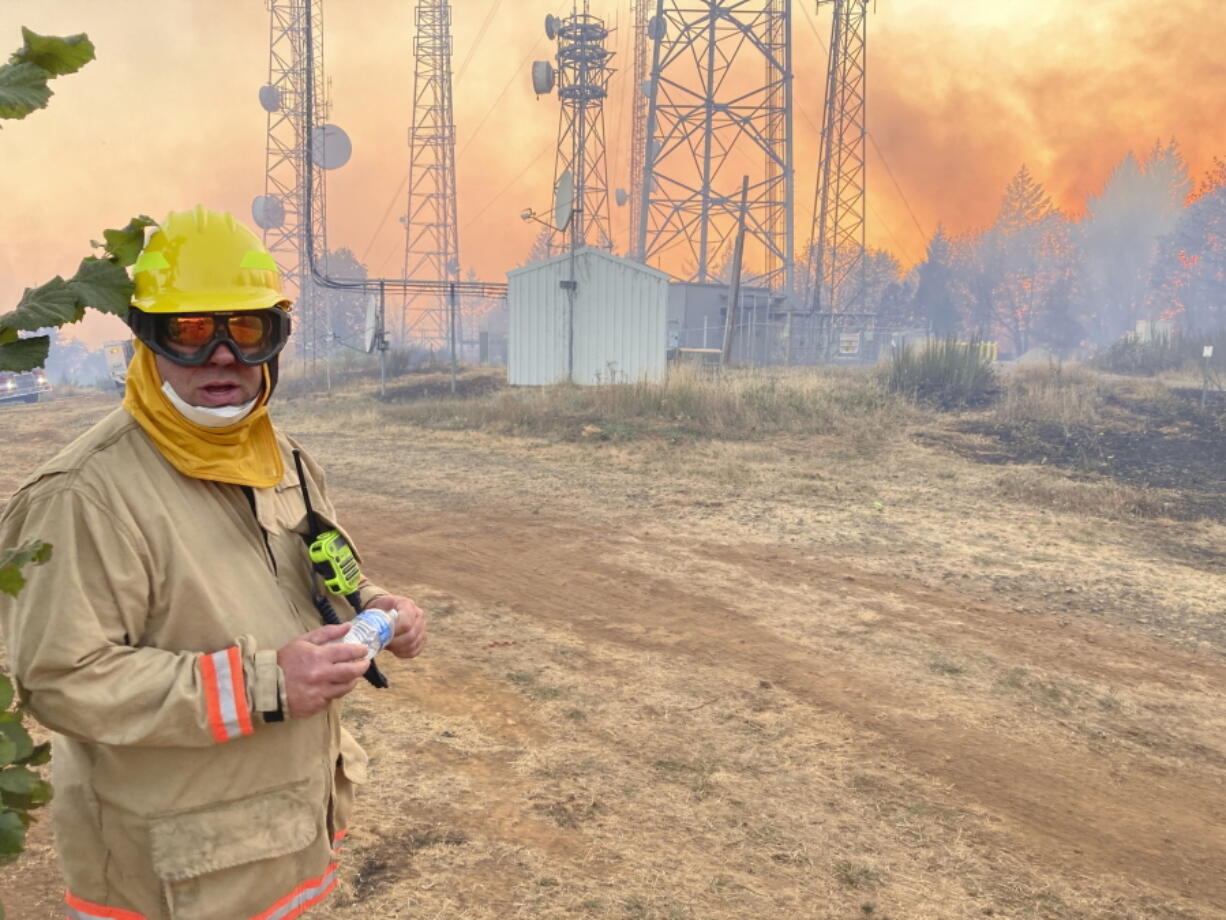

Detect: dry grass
[993, 362, 1110, 427]
[376, 364, 913, 447]
[5, 366, 1226, 920]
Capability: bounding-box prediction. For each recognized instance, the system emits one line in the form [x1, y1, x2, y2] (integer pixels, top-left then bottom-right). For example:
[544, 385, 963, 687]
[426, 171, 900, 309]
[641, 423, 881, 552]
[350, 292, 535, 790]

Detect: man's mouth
[197, 382, 244, 406]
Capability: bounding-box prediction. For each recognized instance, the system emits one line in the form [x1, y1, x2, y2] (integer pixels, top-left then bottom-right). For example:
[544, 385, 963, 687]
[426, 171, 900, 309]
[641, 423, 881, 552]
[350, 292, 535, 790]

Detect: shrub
[1090, 331, 1226, 377]
[883, 338, 999, 410]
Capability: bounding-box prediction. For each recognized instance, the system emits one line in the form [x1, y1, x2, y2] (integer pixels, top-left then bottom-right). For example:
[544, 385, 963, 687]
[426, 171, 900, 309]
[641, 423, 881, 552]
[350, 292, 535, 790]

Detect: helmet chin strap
[160, 381, 260, 428]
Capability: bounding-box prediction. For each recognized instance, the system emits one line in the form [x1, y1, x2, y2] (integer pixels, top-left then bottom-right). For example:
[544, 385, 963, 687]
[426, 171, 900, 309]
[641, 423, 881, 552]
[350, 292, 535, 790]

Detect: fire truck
[0, 368, 51, 404]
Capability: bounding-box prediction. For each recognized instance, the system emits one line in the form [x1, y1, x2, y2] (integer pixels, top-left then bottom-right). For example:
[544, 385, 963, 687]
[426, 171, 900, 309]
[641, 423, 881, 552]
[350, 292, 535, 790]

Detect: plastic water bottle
[334, 608, 398, 659]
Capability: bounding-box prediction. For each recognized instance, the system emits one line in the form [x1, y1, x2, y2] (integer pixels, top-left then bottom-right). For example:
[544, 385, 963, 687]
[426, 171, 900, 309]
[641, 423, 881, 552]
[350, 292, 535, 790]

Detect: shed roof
[506, 245, 672, 282]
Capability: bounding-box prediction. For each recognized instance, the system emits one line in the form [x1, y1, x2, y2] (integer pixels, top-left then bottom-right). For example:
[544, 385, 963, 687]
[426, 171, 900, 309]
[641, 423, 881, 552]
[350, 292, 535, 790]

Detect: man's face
[155, 341, 264, 408]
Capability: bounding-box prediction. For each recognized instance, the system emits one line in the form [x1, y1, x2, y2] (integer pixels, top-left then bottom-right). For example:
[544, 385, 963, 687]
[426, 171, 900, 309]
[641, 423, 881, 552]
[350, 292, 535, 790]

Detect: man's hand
[277, 623, 370, 718]
[366, 594, 427, 659]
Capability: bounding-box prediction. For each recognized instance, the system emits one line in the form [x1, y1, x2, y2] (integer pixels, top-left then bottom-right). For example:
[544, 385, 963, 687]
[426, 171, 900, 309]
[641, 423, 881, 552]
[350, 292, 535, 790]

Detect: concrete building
[506, 247, 670, 385]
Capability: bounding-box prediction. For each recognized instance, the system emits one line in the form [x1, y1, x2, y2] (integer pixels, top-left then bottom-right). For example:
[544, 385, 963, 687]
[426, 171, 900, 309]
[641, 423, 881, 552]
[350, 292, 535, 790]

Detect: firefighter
[0, 206, 426, 919]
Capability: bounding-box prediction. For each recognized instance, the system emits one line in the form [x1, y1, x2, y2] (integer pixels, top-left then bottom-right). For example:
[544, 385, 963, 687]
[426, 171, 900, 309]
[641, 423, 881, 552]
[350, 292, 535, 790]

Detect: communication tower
[626, 0, 652, 255]
[257, 0, 350, 371]
[809, 0, 868, 313]
[400, 0, 461, 348]
[534, 5, 615, 253]
[635, 0, 793, 290]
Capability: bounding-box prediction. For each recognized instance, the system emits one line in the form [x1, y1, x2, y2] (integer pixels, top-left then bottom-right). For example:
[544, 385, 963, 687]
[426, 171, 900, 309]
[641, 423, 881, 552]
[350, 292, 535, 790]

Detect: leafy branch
[0, 28, 152, 374]
[0, 543, 53, 907]
[1, 27, 96, 920]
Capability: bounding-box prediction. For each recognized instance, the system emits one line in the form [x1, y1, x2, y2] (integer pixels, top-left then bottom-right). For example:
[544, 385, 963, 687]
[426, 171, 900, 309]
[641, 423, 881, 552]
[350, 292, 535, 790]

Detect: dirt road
[3, 390, 1225, 919]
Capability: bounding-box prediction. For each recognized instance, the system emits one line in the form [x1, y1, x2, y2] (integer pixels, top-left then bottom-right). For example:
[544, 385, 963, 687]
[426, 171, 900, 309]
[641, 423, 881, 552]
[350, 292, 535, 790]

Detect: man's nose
[206, 341, 239, 366]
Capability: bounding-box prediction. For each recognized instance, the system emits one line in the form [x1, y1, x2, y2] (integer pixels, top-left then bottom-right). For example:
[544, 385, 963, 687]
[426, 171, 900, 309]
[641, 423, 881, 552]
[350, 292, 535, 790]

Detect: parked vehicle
[104, 339, 135, 395]
[0, 368, 51, 404]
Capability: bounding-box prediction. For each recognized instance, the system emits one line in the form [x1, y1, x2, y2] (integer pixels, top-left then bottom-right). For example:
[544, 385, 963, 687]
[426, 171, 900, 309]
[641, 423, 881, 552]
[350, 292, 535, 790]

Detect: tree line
[864, 142, 1225, 358]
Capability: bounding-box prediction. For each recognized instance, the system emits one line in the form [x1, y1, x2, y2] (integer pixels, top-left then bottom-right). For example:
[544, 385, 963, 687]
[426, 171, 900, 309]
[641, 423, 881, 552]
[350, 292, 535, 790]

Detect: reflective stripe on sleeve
[201, 646, 254, 743]
[249, 863, 339, 920]
[65, 891, 147, 920]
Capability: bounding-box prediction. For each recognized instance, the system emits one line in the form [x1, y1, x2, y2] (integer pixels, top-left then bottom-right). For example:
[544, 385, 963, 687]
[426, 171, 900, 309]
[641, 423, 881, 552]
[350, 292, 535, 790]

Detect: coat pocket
[338, 727, 369, 785]
[147, 780, 326, 917]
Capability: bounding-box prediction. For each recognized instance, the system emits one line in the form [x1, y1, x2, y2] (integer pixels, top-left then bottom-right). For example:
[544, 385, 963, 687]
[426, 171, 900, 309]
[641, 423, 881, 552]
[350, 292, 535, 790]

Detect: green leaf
[0, 540, 51, 597]
[12, 28, 95, 77]
[68, 258, 133, 316]
[0, 335, 50, 372]
[25, 780, 51, 807]
[0, 768, 36, 796]
[0, 60, 51, 120]
[0, 737, 14, 768]
[0, 723, 32, 764]
[0, 676, 11, 713]
[0, 809, 25, 856]
[2, 276, 83, 331]
[23, 742, 50, 767]
[102, 216, 156, 268]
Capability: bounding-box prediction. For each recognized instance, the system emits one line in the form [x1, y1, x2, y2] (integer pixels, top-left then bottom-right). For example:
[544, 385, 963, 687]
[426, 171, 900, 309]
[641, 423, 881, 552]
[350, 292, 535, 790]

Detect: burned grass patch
[946, 384, 1226, 520]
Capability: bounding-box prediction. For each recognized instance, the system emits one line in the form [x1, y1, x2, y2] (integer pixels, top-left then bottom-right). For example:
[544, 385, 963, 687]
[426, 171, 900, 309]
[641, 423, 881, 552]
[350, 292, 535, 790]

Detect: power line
[454, 0, 504, 87]
[868, 132, 929, 250]
[456, 37, 546, 163]
[459, 139, 555, 236]
[360, 0, 510, 269]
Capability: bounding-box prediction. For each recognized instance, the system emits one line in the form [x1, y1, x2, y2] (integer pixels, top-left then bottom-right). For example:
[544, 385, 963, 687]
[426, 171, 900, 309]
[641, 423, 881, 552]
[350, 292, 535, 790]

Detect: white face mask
[161, 381, 260, 428]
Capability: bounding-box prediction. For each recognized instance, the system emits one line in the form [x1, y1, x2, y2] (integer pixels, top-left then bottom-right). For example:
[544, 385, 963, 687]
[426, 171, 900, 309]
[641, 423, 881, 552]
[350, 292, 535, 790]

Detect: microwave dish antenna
[311, 123, 352, 170]
[258, 84, 281, 113]
[532, 60, 556, 96]
[554, 169, 575, 232]
[362, 292, 380, 354]
[251, 195, 285, 231]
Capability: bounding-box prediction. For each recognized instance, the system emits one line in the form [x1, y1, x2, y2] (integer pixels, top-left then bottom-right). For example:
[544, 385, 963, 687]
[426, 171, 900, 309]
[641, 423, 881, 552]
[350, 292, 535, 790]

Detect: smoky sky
[1, 0, 1222, 345]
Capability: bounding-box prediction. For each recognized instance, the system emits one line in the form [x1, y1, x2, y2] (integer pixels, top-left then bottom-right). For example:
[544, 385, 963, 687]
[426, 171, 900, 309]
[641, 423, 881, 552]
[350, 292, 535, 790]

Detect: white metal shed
[506, 247, 670, 386]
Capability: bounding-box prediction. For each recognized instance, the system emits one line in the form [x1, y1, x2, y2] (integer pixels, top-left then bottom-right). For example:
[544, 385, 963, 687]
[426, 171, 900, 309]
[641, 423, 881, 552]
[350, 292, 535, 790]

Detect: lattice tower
[400, 0, 460, 348]
[627, 0, 652, 255]
[635, 0, 793, 290]
[808, 0, 868, 313]
[261, 0, 331, 372]
[549, 4, 615, 253]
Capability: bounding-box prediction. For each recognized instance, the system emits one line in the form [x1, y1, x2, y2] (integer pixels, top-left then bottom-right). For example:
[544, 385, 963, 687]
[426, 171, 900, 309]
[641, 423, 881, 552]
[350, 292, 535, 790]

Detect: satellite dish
[640, 79, 654, 98]
[311, 124, 352, 170]
[251, 195, 285, 230]
[445, 257, 460, 276]
[258, 84, 281, 113]
[362, 293, 380, 354]
[554, 169, 575, 232]
[545, 14, 560, 39]
[615, 188, 628, 207]
[531, 60, 556, 96]
[647, 15, 666, 41]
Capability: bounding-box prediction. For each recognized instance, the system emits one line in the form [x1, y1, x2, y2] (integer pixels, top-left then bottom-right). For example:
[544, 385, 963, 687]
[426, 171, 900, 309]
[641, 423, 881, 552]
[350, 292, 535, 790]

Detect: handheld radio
[292, 450, 389, 689]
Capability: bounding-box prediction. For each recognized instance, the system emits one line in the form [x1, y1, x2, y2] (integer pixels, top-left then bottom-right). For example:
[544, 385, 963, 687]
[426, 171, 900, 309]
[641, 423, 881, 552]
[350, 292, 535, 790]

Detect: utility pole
[627, 0, 652, 256]
[722, 176, 751, 367]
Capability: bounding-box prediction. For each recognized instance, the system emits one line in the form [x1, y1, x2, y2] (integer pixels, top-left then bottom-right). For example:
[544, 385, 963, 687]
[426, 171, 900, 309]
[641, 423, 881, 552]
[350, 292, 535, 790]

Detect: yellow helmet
[132, 205, 291, 314]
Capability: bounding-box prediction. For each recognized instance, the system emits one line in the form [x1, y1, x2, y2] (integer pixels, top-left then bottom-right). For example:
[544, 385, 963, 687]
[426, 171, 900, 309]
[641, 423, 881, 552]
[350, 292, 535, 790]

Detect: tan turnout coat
[0, 408, 385, 920]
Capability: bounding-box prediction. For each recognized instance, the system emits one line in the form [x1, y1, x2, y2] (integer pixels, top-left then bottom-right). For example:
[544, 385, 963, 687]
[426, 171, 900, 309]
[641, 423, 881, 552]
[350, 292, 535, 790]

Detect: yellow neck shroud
[122, 341, 284, 488]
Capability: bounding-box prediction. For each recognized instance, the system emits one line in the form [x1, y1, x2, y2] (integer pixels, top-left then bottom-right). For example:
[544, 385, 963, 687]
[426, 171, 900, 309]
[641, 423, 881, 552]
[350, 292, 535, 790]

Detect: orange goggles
[129, 308, 291, 367]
